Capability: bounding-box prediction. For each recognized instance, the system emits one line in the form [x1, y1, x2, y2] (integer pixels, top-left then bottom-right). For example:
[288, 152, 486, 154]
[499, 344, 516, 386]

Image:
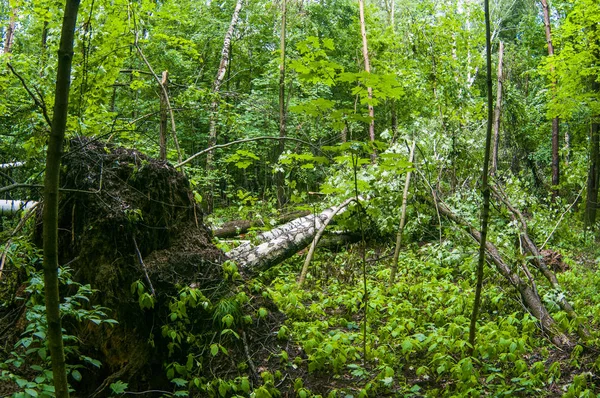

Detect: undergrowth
[261, 241, 600, 397]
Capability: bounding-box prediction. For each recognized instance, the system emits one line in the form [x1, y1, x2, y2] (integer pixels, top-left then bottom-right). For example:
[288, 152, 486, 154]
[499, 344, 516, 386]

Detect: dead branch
[433, 198, 572, 348]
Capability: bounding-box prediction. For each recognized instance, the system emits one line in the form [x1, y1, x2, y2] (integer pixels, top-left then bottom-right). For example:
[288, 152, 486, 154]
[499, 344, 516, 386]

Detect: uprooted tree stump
[30, 138, 305, 396]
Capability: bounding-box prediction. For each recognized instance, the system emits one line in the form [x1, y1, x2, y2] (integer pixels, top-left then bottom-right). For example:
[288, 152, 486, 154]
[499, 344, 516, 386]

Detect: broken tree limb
[227, 199, 358, 274]
[490, 185, 585, 334]
[297, 197, 356, 287]
[134, 37, 183, 168]
[434, 199, 572, 348]
[0, 203, 38, 280]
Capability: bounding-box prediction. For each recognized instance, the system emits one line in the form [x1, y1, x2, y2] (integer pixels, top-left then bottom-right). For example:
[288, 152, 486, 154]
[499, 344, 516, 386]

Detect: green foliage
[0, 268, 115, 397]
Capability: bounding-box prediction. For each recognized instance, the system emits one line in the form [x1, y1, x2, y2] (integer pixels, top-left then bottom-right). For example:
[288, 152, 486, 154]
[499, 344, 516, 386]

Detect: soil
[0, 138, 312, 397]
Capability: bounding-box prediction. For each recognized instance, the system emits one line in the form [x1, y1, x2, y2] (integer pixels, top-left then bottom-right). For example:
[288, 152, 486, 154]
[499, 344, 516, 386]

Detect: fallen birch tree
[227, 199, 358, 273]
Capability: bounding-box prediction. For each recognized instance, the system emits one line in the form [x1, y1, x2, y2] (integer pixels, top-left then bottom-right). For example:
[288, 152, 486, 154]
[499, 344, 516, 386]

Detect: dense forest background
[1, 0, 600, 396]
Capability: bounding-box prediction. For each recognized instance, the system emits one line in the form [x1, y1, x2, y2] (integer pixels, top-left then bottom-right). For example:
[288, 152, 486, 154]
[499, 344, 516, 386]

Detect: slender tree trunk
[3, 5, 17, 54]
[159, 71, 168, 161]
[43, 1, 80, 397]
[389, 141, 415, 286]
[585, 103, 599, 230]
[275, 0, 287, 208]
[491, 41, 504, 175]
[41, 20, 49, 75]
[540, 0, 560, 197]
[358, 0, 375, 151]
[469, 0, 494, 355]
[206, 0, 243, 169]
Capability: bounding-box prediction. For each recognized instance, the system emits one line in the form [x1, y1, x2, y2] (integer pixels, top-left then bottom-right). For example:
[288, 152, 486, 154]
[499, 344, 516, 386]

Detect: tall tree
[469, 0, 494, 354]
[206, 0, 243, 170]
[540, 0, 560, 197]
[42, 0, 81, 396]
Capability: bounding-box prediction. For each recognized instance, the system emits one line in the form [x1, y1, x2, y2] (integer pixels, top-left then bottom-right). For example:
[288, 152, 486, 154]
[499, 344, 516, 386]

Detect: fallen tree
[434, 198, 572, 348]
[0, 138, 309, 396]
[227, 199, 358, 274]
[212, 210, 310, 238]
[490, 186, 582, 323]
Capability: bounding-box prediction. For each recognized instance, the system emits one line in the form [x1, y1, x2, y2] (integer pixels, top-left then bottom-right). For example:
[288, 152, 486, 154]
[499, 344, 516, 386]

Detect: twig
[132, 235, 155, 296]
[176, 136, 323, 168]
[540, 185, 584, 250]
[0, 203, 38, 280]
[7, 63, 52, 127]
[241, 330, 259, 381]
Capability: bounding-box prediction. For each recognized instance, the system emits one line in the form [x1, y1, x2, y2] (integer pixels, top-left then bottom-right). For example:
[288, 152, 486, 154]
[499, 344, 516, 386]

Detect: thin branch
[297, 197, 356, 287]
[132, 235, 156, 297]
[176, 136, 322, 168]
[0, 203, 38, 280]
[541, 185, 585, 250]
[7, 63, 52, 126]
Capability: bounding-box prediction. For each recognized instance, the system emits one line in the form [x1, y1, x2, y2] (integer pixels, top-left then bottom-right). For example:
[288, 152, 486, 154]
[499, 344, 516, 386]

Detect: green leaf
[211, 343, 219, 357]
[71, 369, 82, 382]
[171, 378, 187, 387]
[110, 381, 128, 394]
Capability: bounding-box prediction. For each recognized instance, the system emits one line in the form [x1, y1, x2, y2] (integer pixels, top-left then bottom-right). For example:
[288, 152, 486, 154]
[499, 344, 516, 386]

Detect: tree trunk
[358, 0, 375, 152]
[469, 0, 494, 354]
[490, 186, 583, 328]
[159, 71, 168, 161]
[540, 0, 560, 197]
[297, 197, 356, 287]
[435, 200, 571, 348]
[585, 109, 599, 230]
[275, 0, 287, 207]
[3, 5, 17, 54]
[227, 200, 356, 273]
[212, 210, 310, 238]
[491, 41, 504, 175]
[389, 141, 415, 286]
[206, 0, 243, 169]
[42, 1, 80, 397]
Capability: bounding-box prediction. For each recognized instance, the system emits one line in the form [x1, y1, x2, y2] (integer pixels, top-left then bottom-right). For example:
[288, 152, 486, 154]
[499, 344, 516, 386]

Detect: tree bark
[469, 0, 494, 354]
[389, 141, 415, 286]
[206, 0, 243, 169]
[491, 41, 504, 175]
[159, 71, 168, 161]
[212, 210, 310, 238]
[298, 197, 356, 287]
[358, 0, 375, 152]
[540, 0, 560, 197]
[490, 186, 582, 328]
[3, 5, 17, 54]
[435, 200, 571, 348]
[42, 1, 80, 397]
[585, 106, 599, 230]
[227, 200, 357, 273]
